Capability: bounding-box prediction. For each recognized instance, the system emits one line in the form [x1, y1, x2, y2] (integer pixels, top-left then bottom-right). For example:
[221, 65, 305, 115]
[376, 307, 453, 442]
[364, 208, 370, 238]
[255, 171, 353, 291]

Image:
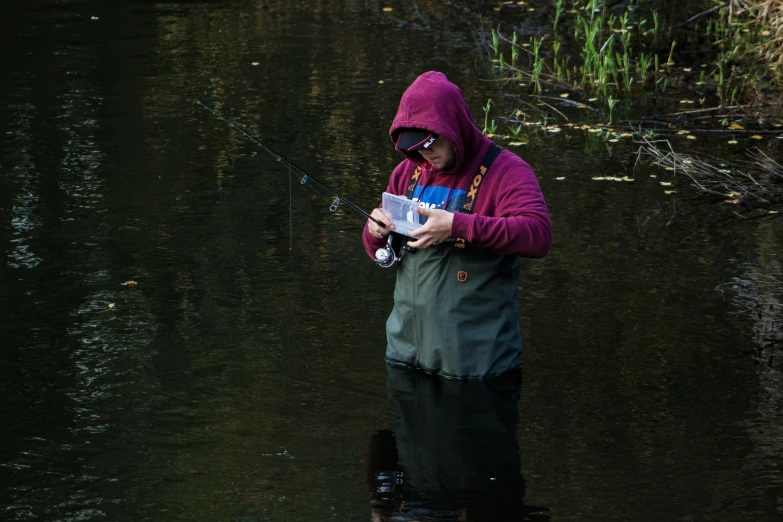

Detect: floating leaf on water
[555, 177, 566, 180]
[660, 182, 672, 186]
[664, 190, 676, 195]
[728, 140, 738, 144]
[383, 7, 393, 11]
[750, 135, 763, 140]
[728, 123, 744, 130]
[122, 280, 137, 287]
[108, 303, 115, 308]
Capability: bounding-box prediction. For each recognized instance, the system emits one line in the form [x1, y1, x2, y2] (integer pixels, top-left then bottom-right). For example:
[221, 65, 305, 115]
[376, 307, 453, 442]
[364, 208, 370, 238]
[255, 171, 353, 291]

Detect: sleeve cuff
[451, 212, 474, 241]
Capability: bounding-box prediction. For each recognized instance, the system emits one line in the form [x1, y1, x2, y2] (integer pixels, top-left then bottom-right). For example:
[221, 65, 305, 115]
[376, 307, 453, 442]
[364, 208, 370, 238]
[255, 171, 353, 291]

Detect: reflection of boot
[365, 429, 401, 510]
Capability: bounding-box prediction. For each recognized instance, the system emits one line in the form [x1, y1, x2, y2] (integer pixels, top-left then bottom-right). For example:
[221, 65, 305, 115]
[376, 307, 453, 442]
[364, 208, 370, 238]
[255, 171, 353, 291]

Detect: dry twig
[637, 136, 783, 212]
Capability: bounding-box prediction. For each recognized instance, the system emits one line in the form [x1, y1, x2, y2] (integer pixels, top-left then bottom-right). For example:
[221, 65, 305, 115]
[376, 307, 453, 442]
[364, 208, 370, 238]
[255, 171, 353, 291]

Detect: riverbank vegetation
[485, 0, 783, 130]
[481, 0, 783, 219]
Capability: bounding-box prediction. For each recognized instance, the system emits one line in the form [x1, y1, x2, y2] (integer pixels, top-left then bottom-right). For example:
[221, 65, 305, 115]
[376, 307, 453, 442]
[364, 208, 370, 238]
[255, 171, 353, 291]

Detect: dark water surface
[2, 1, 782, 521]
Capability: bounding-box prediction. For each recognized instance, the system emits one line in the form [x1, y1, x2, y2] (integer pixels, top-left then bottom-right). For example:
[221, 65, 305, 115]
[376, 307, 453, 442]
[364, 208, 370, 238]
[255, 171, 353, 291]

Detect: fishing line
[197, 101, 386, 230]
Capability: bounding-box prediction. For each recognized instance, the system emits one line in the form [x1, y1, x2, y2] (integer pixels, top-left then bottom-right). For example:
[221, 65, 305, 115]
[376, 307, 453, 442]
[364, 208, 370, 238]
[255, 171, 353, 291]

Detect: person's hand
[367, 208, 394, 240]
[406, 207, 454, 249]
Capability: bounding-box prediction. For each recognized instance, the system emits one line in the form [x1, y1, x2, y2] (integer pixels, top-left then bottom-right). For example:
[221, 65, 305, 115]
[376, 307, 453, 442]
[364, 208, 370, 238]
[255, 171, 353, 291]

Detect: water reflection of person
[365, 365, 550, 522]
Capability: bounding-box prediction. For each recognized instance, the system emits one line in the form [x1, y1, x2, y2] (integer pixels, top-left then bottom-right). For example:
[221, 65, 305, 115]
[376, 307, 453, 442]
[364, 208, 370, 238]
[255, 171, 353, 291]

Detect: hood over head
[389, 71, 490, 173]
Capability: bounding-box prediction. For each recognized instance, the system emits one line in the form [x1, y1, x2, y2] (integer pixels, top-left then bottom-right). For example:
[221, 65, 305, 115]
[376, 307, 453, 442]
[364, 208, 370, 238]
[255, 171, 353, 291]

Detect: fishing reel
[375, 232, 416, 268]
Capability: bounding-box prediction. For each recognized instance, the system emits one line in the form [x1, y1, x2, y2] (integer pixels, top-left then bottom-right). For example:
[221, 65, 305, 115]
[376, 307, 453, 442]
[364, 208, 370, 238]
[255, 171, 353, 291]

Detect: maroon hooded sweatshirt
[362, 71, 551, 258]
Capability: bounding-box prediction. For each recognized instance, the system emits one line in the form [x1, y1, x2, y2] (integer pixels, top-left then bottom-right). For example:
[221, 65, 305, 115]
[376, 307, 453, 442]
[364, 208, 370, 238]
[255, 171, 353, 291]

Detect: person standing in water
[363, 71, 552, 379]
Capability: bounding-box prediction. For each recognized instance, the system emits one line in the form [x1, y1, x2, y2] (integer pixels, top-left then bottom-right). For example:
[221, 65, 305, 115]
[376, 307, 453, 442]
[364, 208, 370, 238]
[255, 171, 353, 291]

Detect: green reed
[486, 0, 778, 134]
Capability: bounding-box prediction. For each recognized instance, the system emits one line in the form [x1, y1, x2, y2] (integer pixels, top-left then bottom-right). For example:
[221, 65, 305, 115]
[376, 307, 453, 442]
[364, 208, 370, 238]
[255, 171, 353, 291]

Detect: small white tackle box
[382, 192, 422, 236]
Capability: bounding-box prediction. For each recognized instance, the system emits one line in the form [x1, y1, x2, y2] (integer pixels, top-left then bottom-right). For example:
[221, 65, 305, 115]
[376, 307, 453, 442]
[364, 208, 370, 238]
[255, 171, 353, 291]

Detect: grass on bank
[485, 0, 783, 134]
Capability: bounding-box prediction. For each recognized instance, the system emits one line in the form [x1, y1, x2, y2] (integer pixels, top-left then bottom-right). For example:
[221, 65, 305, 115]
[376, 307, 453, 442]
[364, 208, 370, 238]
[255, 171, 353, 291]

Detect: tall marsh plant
[732, 0, 783, 77]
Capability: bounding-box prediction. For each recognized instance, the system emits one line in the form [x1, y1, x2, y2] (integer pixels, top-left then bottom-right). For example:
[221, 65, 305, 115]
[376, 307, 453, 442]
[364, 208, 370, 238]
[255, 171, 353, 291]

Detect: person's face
[418, 135, 456, 171]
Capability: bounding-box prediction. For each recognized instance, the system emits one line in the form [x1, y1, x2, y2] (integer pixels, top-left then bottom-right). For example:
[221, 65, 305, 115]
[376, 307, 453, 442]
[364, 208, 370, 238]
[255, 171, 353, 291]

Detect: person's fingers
[406, 232, 434, 249]
[371, 208, 392, 226]
[368, 208, 394, 239]
[408, 225, 425, 238]
[369, 223, 388, 239]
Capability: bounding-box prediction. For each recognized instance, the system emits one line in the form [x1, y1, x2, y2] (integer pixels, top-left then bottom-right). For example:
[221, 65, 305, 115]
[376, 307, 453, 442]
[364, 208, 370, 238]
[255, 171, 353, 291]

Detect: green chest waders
[385, 145, 523, 379]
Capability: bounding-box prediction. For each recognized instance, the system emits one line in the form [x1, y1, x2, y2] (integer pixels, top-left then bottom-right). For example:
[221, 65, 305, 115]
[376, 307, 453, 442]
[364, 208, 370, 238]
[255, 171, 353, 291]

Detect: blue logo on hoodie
[412, 185, 466, 212]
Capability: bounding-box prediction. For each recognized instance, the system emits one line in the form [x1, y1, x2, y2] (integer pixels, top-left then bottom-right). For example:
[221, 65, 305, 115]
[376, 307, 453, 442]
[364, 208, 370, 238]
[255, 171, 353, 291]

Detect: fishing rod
[196, 101, 387, 229]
